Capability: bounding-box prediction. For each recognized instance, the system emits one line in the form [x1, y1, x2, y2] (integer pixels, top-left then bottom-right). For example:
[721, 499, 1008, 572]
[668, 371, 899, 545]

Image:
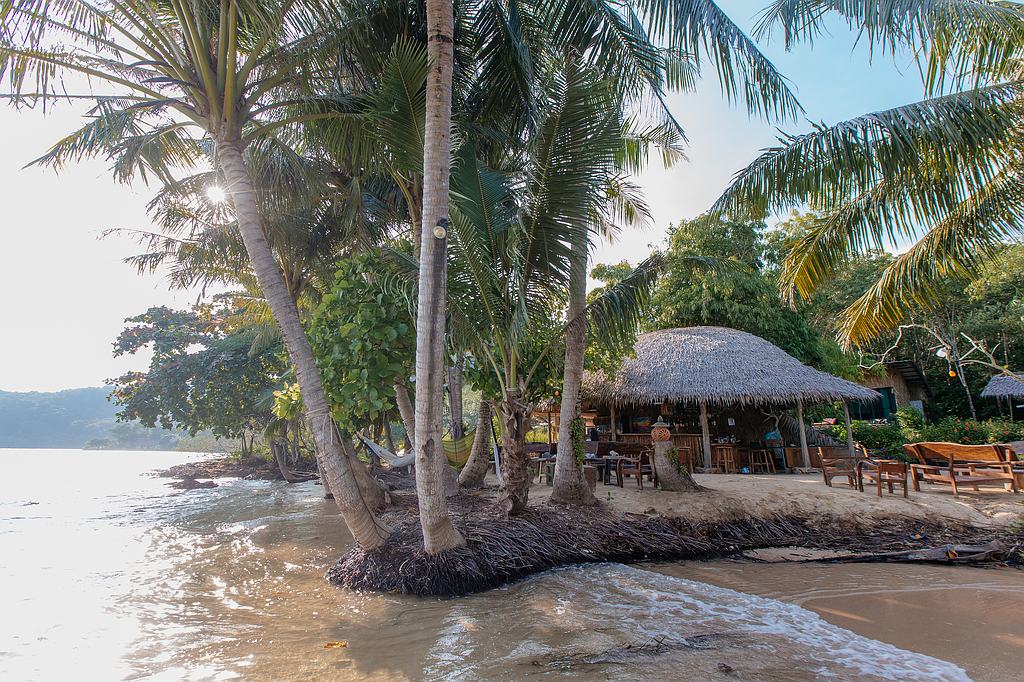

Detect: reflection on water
[0, 449, 1008, 680]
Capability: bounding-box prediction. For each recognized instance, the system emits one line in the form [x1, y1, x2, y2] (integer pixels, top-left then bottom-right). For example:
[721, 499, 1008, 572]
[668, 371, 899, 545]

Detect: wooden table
[533, 456, 623, 485]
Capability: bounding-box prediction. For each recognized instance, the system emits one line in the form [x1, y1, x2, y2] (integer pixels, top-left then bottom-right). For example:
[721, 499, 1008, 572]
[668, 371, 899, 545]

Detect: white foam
[427, 563, 971, 681]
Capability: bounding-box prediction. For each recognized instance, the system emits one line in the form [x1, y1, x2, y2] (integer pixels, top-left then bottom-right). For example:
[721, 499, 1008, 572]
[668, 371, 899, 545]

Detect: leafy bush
[832, 411, 1024, 457]
[894, 406, 925, 437]
[831, 420, 907, 458]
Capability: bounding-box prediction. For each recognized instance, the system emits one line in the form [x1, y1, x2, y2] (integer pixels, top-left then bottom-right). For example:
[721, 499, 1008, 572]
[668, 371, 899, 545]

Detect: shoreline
[330, 482, 1023, 597]
[157, 456, 1024, 595]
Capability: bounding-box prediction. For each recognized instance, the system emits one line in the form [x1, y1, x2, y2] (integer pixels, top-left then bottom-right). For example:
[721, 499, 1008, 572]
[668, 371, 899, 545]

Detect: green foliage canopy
[309, 253, 415, 431]
[649, 217, 850, 373]
[109, 306, 285, 440]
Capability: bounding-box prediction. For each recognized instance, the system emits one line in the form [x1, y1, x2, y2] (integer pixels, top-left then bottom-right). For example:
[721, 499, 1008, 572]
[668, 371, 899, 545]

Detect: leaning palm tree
[0, 0, 392, 548]
[711, 0, 1024, 347]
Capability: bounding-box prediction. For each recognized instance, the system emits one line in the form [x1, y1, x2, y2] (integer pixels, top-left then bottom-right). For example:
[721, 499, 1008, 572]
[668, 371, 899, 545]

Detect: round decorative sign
[651, 425, 671, 442]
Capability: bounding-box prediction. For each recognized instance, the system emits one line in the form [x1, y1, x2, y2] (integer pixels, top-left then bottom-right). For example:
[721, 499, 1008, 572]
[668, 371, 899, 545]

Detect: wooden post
[699, 401, 713, 469]
[842, 401, 855, 457]
[797, 398, 810, 468]
[609, 402, 618, 442]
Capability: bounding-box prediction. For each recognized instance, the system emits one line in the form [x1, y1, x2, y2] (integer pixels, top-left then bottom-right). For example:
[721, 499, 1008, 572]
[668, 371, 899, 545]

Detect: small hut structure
[981, 373, 1024, 420]
[583, 327, 879, 469]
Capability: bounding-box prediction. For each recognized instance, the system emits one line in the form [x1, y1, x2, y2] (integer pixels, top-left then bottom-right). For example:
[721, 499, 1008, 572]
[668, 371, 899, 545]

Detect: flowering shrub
[920, 417, 989, 445]
[829, 412, 1023, 459]
[983, 419, 1024, 444]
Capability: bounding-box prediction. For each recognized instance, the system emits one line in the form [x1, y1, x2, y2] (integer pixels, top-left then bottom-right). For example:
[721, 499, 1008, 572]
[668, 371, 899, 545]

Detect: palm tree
[442, 61, 661, 515]
[711, 0, 1024, 347]
[412, 0, 464, 553]
[545, 0, 803, 503]
[1, 0, 392, 548]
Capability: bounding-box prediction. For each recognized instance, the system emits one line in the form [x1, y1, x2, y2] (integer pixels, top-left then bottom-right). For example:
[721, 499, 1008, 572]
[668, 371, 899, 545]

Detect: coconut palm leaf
[755, 0, 1024, 92]
[839, 158, 1024, 342]
[712, 81, 1024, 220]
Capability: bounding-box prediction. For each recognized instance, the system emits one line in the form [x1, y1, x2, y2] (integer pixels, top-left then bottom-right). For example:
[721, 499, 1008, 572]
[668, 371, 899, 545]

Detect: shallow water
[0, 449, 1019, 681]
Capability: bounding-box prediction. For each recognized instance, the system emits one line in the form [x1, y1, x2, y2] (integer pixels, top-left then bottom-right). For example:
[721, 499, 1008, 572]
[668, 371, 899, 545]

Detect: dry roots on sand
[327, 492, 1023, 596]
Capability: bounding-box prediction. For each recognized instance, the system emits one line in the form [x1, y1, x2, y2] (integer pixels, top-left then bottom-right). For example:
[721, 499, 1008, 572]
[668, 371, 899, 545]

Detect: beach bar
[574, 327, 879, 470]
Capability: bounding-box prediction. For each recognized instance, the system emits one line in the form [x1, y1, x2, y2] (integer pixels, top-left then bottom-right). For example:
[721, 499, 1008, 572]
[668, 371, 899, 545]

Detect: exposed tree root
[327, 492, 1023, 597]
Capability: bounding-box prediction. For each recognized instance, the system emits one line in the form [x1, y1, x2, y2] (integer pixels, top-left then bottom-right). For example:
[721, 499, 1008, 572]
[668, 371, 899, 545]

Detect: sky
[0, 2, 924, 393]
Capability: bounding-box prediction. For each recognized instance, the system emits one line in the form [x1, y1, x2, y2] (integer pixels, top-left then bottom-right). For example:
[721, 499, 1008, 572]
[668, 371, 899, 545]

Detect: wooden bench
[903, 442, 1019, 497]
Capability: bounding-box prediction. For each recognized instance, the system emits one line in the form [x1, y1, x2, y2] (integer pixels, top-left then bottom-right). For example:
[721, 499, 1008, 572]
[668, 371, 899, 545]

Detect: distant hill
[0, 387, 221, 450]
[0, 387, 120, 448]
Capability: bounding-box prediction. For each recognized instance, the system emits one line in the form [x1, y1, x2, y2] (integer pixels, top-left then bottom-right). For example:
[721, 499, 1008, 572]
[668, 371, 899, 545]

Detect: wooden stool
[712, 445, 737, 474]
[749, 448, 775, 474]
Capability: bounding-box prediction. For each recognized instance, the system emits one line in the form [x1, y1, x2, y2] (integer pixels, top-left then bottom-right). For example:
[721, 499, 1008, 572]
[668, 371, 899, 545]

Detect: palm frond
[711, 81, 1024, 221]
[635, 0, 802, 119]
[838, 159, 1024, 344]
[755, 0, 1024, 93]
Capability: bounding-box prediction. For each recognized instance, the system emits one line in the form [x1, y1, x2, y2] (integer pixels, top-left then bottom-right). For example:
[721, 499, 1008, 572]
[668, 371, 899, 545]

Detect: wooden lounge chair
[857, 459, 909, 498]
[616, 450, 654, 489]
[903, 442, 1019, 497]
[819, 445, 866, 488]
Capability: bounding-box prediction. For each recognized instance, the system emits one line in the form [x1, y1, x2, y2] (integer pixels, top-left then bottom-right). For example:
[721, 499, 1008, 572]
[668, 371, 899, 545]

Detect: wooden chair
[857, 459, 909, 497]
[819, 445, 866, 488]
[711, 444, 737, 473]
[616, 450, 654, 489]
[996, 444, 1024, 489]
[903, 442, 1019, 497]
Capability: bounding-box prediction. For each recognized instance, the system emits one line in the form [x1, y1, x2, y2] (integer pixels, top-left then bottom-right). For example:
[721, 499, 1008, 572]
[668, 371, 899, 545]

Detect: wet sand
[653, 561, 1024, 682]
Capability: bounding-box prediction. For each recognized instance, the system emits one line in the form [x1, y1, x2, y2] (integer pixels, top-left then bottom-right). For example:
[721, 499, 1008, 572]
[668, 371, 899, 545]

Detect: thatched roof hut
[981, 373, 1024, 398]
[584, 327, 878, 408]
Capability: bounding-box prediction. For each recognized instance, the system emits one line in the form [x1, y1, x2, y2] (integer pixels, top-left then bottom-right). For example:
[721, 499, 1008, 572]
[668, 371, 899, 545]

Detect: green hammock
[442, 431, 476, 467]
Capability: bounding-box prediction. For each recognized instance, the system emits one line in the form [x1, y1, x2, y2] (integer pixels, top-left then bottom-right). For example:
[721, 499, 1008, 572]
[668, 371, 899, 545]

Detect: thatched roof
[583, 327, 879, 408]
[981, 373, 1024, 398]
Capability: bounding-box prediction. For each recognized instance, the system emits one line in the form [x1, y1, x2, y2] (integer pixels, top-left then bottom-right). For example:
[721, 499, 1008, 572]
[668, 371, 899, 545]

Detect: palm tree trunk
[651, 439, 702, 491]
[317, 460, 334, 499]
[394, 379, 416, 451]
[551, 239, 597, 505]
[412, 0, 464, 554]
[458, 399, 492, 487]
[497, 389, 531, 515]
[384, 417, 397, 454]
[217, 139, 390, 550]
[449, 359, 464, 439]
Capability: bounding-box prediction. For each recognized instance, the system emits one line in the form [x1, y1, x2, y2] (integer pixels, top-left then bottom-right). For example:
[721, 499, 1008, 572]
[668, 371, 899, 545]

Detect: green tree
[108, 306, 284, 454]
[309, 252, 416, 434]
[651, 218, 833, 367]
